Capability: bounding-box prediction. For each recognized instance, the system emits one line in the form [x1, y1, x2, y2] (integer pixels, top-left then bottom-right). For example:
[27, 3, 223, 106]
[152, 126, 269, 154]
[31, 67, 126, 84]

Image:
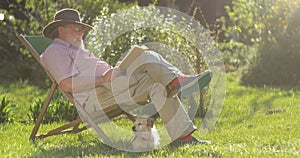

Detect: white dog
[130, 117, 160, 150]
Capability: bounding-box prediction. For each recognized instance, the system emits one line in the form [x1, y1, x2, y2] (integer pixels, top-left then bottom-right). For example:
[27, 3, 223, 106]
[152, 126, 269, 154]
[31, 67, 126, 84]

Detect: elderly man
[41, 8, 212, 145]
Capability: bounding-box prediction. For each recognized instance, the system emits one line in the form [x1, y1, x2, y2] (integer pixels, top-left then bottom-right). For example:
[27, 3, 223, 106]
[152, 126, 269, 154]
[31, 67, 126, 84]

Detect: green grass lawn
[0, 74, 299, 157]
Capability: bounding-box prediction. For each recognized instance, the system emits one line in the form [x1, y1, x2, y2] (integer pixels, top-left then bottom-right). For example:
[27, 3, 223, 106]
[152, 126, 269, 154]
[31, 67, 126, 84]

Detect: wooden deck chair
[18, 35, 138, 142]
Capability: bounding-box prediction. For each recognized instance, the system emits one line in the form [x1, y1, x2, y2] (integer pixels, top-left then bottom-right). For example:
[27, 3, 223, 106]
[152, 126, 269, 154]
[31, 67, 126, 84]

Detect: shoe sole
[177, 70, 213, 97]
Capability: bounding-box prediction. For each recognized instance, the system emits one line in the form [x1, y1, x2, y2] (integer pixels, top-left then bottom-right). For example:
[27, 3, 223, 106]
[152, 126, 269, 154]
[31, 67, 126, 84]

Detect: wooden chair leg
[36, 118, 86, 139]
[72, 116, 81, 131]
[125, 112, 136, 122]
[29, 82, 57, 141]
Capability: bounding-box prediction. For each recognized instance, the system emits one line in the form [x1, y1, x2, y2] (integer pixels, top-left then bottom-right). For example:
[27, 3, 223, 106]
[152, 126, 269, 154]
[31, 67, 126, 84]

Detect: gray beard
[72, 40, 84, 49]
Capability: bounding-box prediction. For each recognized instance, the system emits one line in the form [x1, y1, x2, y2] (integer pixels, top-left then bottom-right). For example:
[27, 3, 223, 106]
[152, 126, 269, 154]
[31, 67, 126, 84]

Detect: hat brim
[43, 20, 93, 39]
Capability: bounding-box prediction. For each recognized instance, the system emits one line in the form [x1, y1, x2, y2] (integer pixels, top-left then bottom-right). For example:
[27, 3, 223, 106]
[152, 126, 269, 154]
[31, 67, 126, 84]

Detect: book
[118, 45, 149, 71]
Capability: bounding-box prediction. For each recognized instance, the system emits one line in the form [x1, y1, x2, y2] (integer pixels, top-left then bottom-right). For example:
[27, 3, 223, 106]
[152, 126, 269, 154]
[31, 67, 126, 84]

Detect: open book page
[118, 45, 149, 71]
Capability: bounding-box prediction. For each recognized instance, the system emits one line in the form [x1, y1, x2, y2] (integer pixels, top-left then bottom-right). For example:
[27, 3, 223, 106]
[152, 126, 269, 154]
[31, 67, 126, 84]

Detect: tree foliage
[217, 0, 272, 71]
[87, 6, 211, 73]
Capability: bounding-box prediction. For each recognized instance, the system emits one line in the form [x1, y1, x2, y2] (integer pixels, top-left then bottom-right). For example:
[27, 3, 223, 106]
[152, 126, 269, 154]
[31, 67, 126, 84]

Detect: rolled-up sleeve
[41, 45, 79, 84]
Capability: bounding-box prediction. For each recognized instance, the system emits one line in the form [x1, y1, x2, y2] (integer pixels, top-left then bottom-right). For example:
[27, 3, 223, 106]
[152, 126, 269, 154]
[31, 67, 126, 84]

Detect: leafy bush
[0, 96, 16, 124]
[87, 6, 212, 70]
[241, 0, 300, 86]
[28, 98, 43, 123]
[218, 0, 300, 86]
[53, 97, 78, 122]
[217, 0, 269, 71]
[28, 94, 77, 124]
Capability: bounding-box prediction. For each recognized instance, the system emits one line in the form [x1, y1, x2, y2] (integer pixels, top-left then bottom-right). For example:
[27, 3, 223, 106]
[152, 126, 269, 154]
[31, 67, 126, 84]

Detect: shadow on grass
[30, 136, 179, 158]
[31, 139, 146, 157]
[30, 139, 221, 158]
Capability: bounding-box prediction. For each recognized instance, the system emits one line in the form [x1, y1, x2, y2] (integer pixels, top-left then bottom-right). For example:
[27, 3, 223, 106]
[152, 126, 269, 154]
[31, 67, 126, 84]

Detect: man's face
[59, 24, 86, 48]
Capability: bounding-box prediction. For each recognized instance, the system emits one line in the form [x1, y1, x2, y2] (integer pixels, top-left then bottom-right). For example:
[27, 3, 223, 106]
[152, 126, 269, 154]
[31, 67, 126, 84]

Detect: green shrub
[28, 98, 43, 123]
[218, 0, 299, 86]
[217, 0, 269, 71]
[52, 96, 78, 122]
[28, 94, 77, 124]
[241, 0, 300, 86]
[0, 96, 16, 124]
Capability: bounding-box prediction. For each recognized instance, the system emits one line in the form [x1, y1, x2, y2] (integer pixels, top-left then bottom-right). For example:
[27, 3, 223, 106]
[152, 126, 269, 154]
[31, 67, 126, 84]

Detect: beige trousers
[85, 51, 196, 140]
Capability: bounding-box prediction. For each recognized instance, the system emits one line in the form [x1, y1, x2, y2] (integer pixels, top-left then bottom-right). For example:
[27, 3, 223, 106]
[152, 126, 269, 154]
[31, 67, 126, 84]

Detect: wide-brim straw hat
[43, 8, 93, 39]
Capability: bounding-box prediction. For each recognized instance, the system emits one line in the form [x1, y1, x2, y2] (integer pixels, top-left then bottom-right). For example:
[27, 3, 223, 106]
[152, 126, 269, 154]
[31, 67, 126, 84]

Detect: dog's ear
[147, 118, 154, 128]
